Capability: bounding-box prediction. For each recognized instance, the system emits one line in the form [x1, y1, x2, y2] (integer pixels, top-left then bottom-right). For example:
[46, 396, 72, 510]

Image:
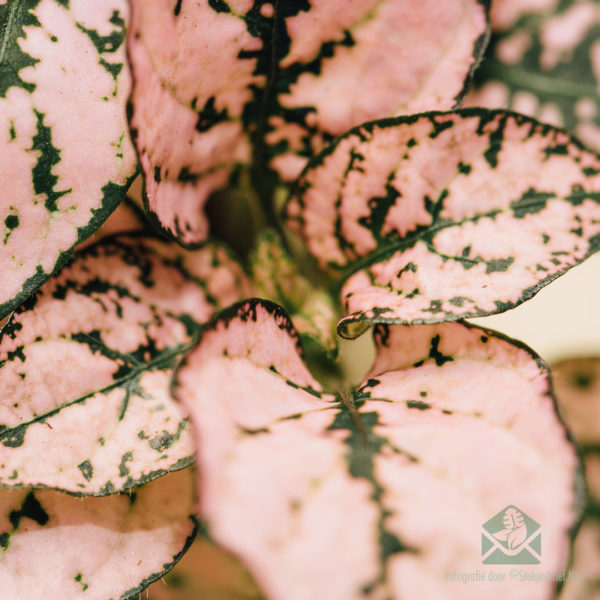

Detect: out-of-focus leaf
[251, 230, 337, 357]
[551, 357, 600, 600]
[552, 357, 600, 448]
[174, 298, 579, 600]
[146, 534, 264, 600]
[0, 234, 250, 495]
[127, 0, 489, 246]
[466, 0, 600, 152]
[286, 108, 600, 338]
[0, 0, 137, 318]
[0, 467, 196, 600]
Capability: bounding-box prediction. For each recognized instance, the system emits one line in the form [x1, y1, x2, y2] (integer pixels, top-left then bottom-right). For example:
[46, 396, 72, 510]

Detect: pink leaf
[0, 235, 250, 495]
[174, 299, 580, 600]
[0, 468, 196, 599]
[286, 108, 600, 338]
[0, 0, 137, 318]
[127, 0, 489, 245]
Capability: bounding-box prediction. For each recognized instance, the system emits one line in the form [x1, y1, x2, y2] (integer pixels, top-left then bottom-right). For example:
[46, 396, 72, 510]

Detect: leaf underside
[0, 468, 196, 600]
[127, 0, 489, 246]
[286, 108, 600, 338]
[174, 299, 579, 600]
[0, 0, 137, 318]
[0, 234, 250, 495]
[466, 0, 600, 153]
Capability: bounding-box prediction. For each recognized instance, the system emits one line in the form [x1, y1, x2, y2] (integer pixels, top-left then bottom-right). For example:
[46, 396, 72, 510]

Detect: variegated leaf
[0, 467, 196, 600]
[174, 299, 579, 600]
[286, 108, 600, 338]
[551, 357, 600, 600]
[0, 0, 137, 318]
[127, 0, 489, 246]
[252, 230, 337, 357]
[0, 234, 250, 495]
[466, 0, 600, 152]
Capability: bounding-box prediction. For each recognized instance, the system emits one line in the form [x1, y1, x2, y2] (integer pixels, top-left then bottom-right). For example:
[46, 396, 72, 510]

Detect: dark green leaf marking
[77, 460, 93, 482]
[328, 392, 414, 593]
[30, 109, 71, 212]
[0, 0, 41, 97]
[9, 491, 48, 528]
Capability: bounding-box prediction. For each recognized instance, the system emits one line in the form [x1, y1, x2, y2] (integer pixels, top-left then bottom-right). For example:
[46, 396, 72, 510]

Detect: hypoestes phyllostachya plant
[0, 1, 598, 598]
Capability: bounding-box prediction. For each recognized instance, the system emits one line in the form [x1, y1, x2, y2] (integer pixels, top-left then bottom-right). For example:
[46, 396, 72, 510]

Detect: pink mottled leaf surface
[0, 468, 196, 600]
[286, 108, 600, 337]
[128, 0, 488, 245]
[0, 0, 137, 318]
[0, 235, 250, 495]
[174, 299, 579, 600]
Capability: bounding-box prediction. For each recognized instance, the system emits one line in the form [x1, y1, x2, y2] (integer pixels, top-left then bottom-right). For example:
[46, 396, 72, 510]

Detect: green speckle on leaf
[77, 460, 93, 482]
[486, 257, 514, 274]
[74, 572, 89, 591]
[118, 451, 133, 477]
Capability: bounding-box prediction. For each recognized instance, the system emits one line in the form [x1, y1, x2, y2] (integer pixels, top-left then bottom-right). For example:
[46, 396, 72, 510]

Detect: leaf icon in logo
[507, 524, 528, 549]
[503, 507, 525, 530]
[492, 508, 528, 549]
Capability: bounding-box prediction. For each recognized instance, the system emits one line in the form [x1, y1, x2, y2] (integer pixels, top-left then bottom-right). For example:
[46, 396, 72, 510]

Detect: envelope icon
[481, 505, 541, 564]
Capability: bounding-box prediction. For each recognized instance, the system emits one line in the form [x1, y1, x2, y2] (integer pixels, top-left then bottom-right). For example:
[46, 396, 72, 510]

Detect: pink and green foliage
[287, 109, 600, 337]
[2, 0, 599, 598]
[0, 468, 196, 600]
[467, 0, 600, 152]
[0, 235, 250, 494]
[127, 0, 489, 245]
[175, 299, 578, 600]
[0, 0, 137, 318]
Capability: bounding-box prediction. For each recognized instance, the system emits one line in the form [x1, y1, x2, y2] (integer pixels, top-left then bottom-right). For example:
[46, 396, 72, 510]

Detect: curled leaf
[0, 234, 250, 495]
[0, 0, 137, 318]
[127, 0, 489, 245]
[174, 299, 579, 599]
[286, 108, 600, 337]
[0, 468, 196, 600]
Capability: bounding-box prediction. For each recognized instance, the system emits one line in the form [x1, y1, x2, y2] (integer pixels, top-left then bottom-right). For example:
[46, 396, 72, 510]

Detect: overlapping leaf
[0, 234, 250, 495]
[286, 108, 600, 338]
[174, 298, 579, 600]
[0, 468, 196, 600]
[127, 0, 489, 246]
[251, 230, 337, 357]
[0, 0, 137, 318]
[466, 0, 600, 152]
